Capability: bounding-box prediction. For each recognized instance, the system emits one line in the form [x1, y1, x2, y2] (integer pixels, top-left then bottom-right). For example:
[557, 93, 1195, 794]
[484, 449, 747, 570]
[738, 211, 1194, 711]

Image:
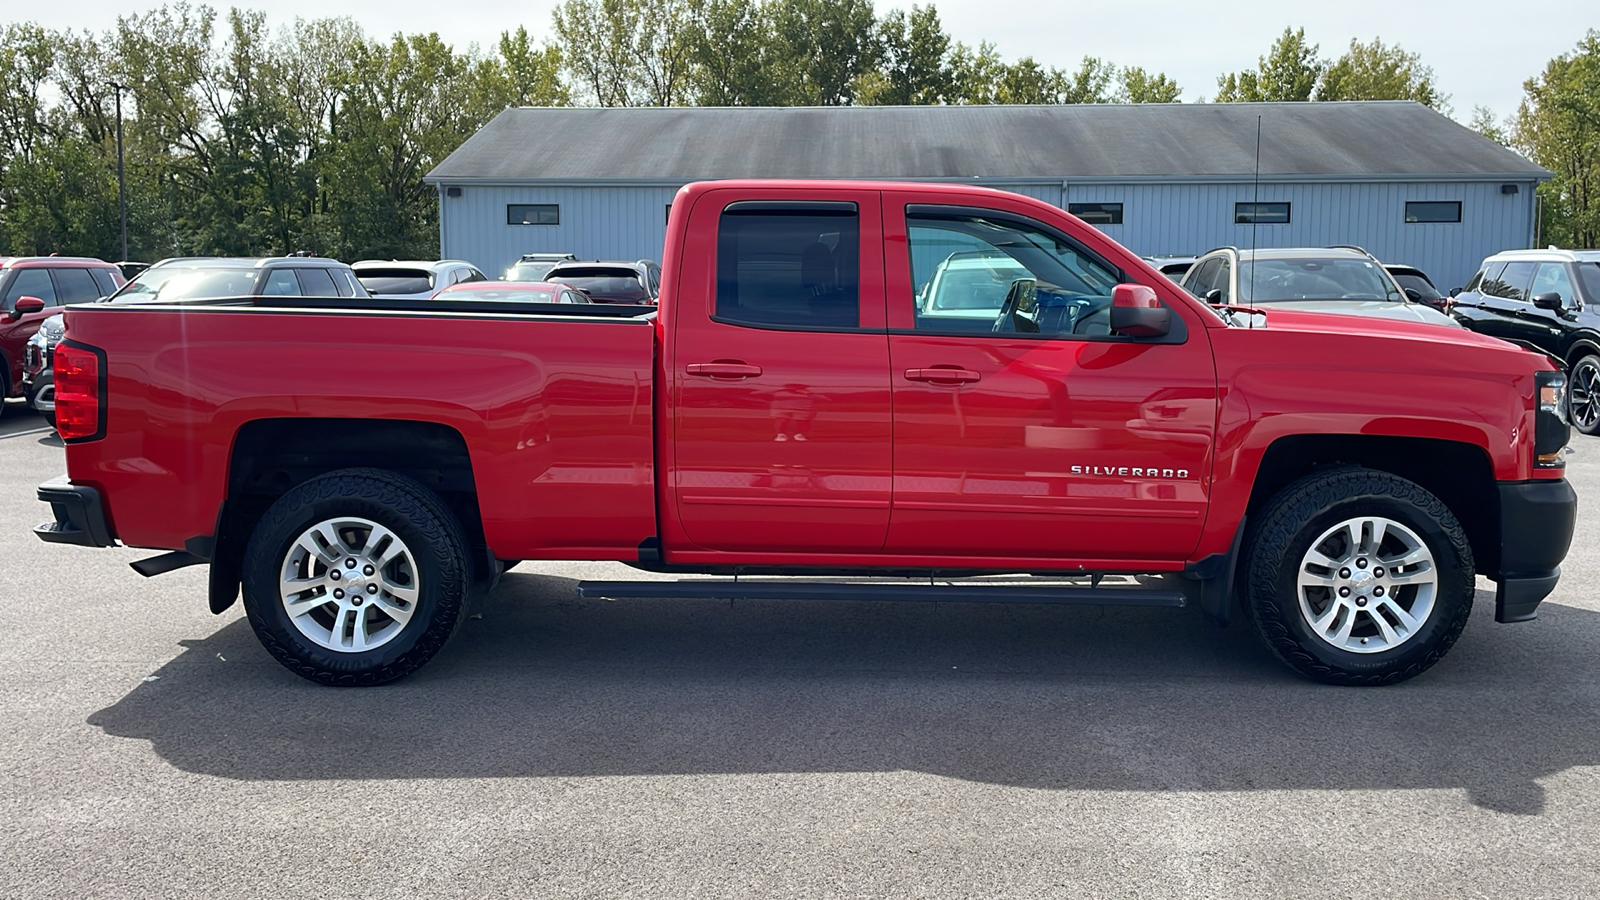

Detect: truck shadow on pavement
[89, 572, 1599, 815]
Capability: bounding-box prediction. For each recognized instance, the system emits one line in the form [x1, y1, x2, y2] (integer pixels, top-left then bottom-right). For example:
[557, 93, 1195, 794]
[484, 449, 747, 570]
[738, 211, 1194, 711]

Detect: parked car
[1144, 255, 1199, 281]
[545, 260, 662, 305]
[1384, 264, 1447, 309]
[108, 256, 370, 303]
[432, 281, 593, 304]
[353, 259, 488, 300]
[36, 180, 1573, 690]
[1178, 247, 1460, 328]
[0, 256, 123, 413]
[22, 314, 64, 427]
[1448, 248, 1600, 433]
[115, 261, 151, 281]
[503, 253, 577, 282]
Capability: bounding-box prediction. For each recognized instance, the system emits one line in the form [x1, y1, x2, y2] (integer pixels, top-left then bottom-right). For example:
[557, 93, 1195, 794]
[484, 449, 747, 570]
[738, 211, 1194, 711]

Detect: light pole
[107, 81, 127, 262]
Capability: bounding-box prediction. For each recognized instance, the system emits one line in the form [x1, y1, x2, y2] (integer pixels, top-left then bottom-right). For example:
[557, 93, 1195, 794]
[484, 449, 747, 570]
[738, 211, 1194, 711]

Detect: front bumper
[1494, 479, 1577, 623]
[34, 476, 115, 547]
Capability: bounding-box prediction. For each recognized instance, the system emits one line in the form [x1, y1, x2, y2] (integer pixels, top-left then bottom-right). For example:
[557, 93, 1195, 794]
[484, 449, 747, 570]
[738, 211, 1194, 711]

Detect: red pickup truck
[36, 180, 1576, 687]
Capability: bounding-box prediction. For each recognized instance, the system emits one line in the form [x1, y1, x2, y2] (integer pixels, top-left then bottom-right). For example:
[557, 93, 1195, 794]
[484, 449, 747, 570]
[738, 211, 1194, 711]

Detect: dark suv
[0, 257, 124, 411]
[545, 260, 662, 305]
[1449, 248, 1600, 433]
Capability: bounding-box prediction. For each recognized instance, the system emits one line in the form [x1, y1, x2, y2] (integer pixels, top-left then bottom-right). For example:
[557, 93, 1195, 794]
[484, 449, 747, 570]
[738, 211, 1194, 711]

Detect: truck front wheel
[1244, 467, 1474, 686]
[240, 468, 471, 686]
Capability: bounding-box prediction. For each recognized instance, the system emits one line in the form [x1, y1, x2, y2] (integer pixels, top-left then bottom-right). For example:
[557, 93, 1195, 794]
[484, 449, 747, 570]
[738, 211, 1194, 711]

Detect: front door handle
[687, 361, 763, 379]
[904, 367, 981, 384]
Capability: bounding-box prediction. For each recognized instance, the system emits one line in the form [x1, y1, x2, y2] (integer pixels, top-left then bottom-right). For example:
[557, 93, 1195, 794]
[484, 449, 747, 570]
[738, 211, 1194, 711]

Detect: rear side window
[4, 269, 57, 306]
[716, 203, 860, 329]
[295, 268, 338, 296]
[1486, 262, 1536, 300]
[262, 269, 301, 296]
[51, 267, 101, 304]
[89, 268, 120, 297]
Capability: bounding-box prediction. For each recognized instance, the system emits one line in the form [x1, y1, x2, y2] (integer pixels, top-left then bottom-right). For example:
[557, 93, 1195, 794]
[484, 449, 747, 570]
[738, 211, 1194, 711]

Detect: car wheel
[1244, 467, 1474, 686]
[1566, 356, 1600, 436]
[240, 468, 470, 686]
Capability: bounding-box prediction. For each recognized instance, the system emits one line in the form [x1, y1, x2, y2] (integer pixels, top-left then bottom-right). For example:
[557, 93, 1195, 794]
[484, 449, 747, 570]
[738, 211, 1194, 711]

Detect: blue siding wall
[440, 180, 1537, 291]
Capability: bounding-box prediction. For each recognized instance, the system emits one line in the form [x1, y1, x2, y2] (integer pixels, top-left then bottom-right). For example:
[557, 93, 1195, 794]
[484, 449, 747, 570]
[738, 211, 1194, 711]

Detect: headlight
[1535, 369, 1569, 469]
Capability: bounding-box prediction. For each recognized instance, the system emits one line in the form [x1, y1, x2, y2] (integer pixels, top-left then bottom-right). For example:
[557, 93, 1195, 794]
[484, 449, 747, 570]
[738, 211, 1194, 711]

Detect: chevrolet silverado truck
[35, 180, 1577, 687]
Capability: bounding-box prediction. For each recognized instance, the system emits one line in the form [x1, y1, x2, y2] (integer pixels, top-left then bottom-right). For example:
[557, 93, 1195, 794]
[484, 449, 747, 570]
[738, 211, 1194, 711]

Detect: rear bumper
[34, 476, 115, 547]
[1494, 479, 1577, 623]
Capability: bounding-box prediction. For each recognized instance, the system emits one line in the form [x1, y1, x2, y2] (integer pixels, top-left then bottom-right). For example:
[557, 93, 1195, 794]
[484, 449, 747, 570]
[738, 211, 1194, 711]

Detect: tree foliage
[1514, 30, 1600, 248]
[1319, 37, 1445, 109]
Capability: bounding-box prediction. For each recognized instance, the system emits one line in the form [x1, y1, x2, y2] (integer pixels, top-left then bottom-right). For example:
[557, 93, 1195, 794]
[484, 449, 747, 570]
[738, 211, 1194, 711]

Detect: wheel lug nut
[1374, 567, 1384, 577]
[333, 589, 344, 599]
[1338, 587, 1350, 597]
[1339, 568, 1351, 578]
[1374, 586, 1385, 597]
[329, 570, 340, 581]
[364, 565, 375, 576]
[367, 584, 378, 594]
[1356, 597, 1367, 607]
[352, 597, 363, 606]
[1356, 558, 1368, 569]
[345, 558, 357, 569]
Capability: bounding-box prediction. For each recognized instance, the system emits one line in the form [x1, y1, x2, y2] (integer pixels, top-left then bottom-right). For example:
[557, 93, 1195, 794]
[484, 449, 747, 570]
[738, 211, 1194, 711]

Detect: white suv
[352, 260, 489, 300]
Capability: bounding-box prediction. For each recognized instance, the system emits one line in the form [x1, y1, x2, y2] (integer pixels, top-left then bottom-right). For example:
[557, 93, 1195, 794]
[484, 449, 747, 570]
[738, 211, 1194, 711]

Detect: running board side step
[576, 580, 1186, 607]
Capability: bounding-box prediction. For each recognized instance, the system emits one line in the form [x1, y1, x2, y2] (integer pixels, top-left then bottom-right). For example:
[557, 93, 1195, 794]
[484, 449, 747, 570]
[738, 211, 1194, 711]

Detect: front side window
[1184, 258, 1222, 297]
[715, 204, 860, 329]
[1235, 202, 1291, 224]
[1578, 263, 1600, 304]
[89, 268, 120, 297]
[906, 209, 1122, 336]
[4, 269, 57, 307]
[1529, 263, 1575, 304]
[50, 267, 101, 305]
[508, 204, 559, 225]
[295, 268, 338, 296]
[1485, 262, 1536, 300]
[262, 269, 301, 296]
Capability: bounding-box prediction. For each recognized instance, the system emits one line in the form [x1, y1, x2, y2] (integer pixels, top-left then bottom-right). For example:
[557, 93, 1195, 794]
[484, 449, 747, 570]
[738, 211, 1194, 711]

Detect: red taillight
[54, 344, 102, 441]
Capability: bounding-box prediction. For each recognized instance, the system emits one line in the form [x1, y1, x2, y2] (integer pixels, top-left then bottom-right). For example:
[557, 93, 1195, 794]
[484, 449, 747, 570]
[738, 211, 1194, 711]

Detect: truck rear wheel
[240, 468, 470, 686]
[1244, 467, 1474, 686]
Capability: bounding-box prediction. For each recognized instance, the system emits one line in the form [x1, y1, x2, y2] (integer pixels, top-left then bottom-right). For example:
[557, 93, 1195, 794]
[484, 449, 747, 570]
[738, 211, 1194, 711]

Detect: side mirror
[1109, 284, 1171, 338]
[9, 296, 45, 320]
[1403, 287, 1423, 302]
[1534, 292, 1564, 311]
[1203, 288, 1224, 305]
[1449, 287, 1463, 298]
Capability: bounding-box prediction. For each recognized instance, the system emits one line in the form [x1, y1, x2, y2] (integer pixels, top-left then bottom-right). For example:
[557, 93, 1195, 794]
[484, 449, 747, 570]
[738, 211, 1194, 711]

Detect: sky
[12, 0, 1595, 120]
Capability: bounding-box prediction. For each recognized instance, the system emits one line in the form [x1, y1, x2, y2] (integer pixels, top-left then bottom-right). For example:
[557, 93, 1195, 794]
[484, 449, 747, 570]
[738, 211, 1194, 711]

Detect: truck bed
[61, 297, 659, 560]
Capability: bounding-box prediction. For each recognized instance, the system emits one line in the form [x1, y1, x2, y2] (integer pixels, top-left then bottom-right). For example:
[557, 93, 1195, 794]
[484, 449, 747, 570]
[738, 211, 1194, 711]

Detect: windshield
[1391, 272, 1442, 300]
[357, 269, 434, 295]
[1238, 258, 1402, 303]
[114, 267, 259, 301]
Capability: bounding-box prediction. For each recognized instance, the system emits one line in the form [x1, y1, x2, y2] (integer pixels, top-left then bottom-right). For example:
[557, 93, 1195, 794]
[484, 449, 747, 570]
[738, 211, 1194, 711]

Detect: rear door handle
[903, 367, 981, 384]
[687, 361, 763, 379]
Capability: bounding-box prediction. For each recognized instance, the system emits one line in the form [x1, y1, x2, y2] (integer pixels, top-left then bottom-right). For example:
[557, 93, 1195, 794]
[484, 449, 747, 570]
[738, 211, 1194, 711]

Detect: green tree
[765, 0, 880, 106]
[1118, 66, 1181, 103]
[552, 0, 691, 106]
[1514, 30, 1600, 248]
[860, 5, 953, 106]
[1317, 37, 1446, 109]
[1469, 105, 1509, 145]
[684, 0, 780, 105]
[1216, 27, 1324, 102]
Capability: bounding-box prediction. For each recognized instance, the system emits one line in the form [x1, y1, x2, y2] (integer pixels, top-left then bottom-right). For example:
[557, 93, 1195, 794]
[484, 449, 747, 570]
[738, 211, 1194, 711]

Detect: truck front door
[882, 196, 1217, 562]
[668, 190, 892, 554]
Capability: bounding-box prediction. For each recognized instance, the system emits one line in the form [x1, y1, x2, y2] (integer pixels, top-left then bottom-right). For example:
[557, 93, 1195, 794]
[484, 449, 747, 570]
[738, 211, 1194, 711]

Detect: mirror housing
[1109, 284, 1171, 338]
[1533, 292, 1564, 311]
[1403, 287, 1423, 302]
[1202, 288, 1224, 305]
[1449, 286, 1463, 298]
[9, 295, 45, 320]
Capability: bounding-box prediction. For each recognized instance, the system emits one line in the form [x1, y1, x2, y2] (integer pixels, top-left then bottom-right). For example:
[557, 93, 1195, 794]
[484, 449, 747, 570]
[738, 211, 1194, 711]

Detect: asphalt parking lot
[3, 400, 1599, 899]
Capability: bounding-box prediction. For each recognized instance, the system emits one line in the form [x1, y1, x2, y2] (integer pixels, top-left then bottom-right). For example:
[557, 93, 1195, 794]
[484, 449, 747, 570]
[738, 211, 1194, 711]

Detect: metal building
[426, 102, 1550, 290]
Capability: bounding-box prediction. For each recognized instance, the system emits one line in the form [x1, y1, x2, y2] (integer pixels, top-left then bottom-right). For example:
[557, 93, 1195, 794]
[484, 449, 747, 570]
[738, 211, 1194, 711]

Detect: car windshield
[1391, 273, 1442, 300]
[507, 261, 559, 281]
[1238, 258, 1402, 303]
[438, 286, 557, 303]
[357, 269, 434, 295]
[548, 268, 650, 303]
[116, 267, 259, 301]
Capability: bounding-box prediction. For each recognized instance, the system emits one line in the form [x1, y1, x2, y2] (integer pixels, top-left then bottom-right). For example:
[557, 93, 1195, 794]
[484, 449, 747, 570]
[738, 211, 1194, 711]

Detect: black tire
[1244, 467, 1474, 686]
[240, 468, 471, 686]
[1567, 355, 1600, 436]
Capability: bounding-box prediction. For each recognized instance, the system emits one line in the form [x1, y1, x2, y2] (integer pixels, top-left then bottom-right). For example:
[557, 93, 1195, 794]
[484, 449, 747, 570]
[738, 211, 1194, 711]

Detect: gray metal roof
[426, 102, 1550, 184]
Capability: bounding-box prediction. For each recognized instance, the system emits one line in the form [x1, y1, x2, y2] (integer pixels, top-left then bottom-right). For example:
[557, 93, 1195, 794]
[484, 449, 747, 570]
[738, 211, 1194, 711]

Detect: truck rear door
[881, 192, 1217, 562]
[667, 189, 892, 553]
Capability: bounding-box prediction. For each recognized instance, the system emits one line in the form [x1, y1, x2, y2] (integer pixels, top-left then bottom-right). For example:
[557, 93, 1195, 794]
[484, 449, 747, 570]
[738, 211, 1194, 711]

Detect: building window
[1067, 202, 1123, 225]
[508, 204, 559, 225]
[1235, 202, 1290, 224]
[1405, 201, 1462, 224]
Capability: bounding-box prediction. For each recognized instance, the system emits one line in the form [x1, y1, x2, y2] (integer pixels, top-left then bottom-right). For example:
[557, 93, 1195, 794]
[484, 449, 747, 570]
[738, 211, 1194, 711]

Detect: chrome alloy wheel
[1569, 358, 1600, 433]
[279, 517, 420, 652]
[1296, 516, 1437, 654]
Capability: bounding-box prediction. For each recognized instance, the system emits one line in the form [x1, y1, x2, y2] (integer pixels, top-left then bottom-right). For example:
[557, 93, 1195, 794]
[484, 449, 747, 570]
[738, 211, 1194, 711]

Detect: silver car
[1179, 247, 1460, 328]
[352, 260, 489, 300]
